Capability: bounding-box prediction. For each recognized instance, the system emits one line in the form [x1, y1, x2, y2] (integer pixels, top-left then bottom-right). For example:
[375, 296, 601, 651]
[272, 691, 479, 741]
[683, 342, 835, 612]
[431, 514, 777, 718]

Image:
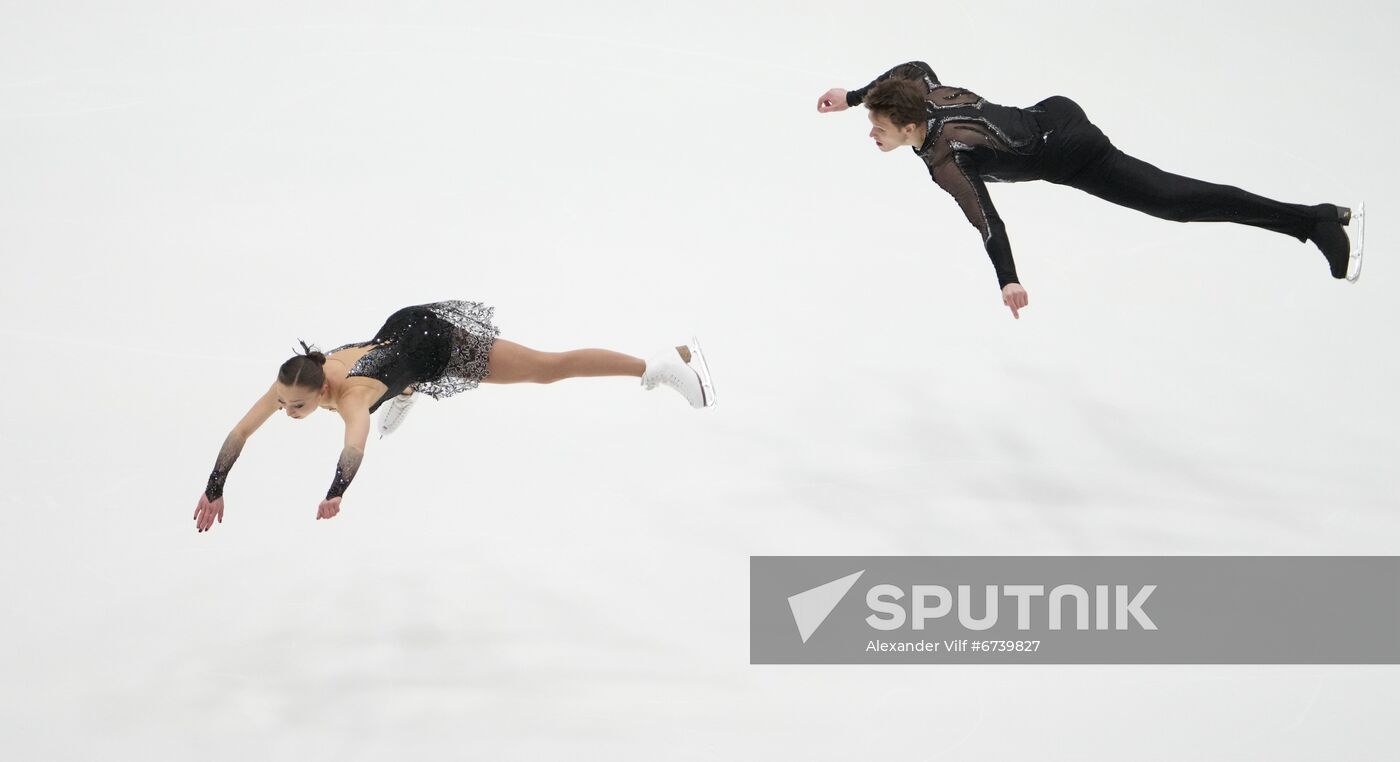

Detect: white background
[2, 1, 1397, 759]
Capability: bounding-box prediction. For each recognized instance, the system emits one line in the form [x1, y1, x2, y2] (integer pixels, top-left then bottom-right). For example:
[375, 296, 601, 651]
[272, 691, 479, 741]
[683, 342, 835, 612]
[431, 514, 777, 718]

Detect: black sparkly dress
[329, 300, 500, 413]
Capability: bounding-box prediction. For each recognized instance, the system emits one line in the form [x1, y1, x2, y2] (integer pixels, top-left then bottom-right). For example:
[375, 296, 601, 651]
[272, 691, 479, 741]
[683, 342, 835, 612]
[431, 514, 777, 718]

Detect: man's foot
[1311, 204, 1360, 281]
[642, 340, 715, 409]
[377, 392, 416, 438]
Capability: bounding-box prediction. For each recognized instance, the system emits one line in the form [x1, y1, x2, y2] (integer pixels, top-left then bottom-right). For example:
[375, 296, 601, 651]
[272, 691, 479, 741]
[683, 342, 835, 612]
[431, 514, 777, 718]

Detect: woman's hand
[194, 493, 225, 533]
[1002, 283, 1029, 319]
[317, 496, 342, 521]
[816, 88, 848, 113]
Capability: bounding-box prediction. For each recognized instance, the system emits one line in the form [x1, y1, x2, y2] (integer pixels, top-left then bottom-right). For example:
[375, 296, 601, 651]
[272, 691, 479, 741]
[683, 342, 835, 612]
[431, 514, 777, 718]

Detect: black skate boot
[1310, 203, 1364, 282]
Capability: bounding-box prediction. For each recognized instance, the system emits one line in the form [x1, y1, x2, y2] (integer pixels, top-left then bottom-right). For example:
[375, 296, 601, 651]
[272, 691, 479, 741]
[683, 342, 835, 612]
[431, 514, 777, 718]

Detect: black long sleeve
[846, 60, 1042, 288]
[204, 433, 246, 500]
[930, 151, 1020, 288]
[846, 61, 940, 107]
[326, 446, 363, 499]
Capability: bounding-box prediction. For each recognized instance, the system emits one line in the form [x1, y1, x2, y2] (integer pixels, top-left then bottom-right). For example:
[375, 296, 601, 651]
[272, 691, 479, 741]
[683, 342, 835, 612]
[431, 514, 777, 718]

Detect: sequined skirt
[410, 300, 500, 400]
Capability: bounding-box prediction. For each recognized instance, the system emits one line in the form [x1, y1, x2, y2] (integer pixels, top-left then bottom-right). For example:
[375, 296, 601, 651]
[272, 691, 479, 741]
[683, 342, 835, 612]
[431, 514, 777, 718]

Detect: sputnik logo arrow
[787, 570, 865, 643]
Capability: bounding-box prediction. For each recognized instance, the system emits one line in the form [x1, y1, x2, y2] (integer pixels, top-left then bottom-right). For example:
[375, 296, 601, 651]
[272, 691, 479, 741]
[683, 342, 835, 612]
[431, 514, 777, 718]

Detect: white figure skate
[642, 337, 716, 409]
[377, 391, 417, 438]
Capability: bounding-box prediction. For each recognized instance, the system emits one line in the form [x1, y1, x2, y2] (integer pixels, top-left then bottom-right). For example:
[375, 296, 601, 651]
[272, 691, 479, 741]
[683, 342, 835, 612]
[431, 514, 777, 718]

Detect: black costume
[204, 300, 499, 502]
[328, 300, 500, 414]
[847, 61, 1349, 288]
[318, 300, 499, 498]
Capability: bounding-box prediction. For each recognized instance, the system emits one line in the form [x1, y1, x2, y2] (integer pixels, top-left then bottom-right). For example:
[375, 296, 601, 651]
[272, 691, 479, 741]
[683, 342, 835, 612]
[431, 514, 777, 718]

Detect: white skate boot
[377, 391, 417, 438]
[642, 337, 716, 409]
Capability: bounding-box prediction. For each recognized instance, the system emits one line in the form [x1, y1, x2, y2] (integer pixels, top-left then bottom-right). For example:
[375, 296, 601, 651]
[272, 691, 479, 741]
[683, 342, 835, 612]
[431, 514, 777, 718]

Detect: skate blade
[685, 335, 717, 408]
[1346, 201, 1365, 283]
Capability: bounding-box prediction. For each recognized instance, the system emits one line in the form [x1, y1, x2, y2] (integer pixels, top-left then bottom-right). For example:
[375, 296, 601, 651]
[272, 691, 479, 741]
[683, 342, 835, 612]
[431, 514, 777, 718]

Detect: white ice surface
[2, 1, 1398, 760]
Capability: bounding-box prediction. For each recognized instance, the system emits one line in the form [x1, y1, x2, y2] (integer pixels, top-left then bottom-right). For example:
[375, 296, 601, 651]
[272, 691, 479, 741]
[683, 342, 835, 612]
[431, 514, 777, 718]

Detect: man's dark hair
[864, 78, 927, 128]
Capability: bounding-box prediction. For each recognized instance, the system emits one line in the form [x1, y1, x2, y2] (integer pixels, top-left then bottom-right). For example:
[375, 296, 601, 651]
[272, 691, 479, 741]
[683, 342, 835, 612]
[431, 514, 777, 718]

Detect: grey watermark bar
[750, 557, 1400, 664]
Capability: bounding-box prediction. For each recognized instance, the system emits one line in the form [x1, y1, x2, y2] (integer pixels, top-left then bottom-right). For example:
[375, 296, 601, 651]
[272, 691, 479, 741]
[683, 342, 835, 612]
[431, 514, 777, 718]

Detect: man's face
[867, 111, 917, 152]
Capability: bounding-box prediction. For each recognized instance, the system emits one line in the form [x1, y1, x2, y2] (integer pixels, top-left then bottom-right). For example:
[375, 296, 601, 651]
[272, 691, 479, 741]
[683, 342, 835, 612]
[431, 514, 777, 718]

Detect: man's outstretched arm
[846, 61, 939, 107]
[818, 61, 940, 113]
[930, 153, 1030, 318]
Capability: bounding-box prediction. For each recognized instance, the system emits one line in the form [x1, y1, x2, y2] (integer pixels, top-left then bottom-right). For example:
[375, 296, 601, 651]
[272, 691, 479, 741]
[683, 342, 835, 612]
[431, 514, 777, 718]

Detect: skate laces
[647, 369, 683, 391]
[644, 353, 692, 392]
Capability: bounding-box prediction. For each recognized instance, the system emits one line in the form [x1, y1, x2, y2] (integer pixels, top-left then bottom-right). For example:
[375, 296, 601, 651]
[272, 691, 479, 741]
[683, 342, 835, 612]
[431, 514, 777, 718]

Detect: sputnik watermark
[865, 583, 1156, 631]
[752, 557, 1400, 664]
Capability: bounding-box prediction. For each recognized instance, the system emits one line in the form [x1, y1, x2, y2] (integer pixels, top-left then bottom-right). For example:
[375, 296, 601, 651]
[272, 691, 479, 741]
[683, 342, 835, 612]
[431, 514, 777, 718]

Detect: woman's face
[275, 382, 324, 419]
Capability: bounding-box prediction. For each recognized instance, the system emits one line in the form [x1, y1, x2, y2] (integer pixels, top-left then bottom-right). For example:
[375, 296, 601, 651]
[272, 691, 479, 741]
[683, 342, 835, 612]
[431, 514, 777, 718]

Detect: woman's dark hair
[864, 78, 927, 128]
[279, 339, 327, 390]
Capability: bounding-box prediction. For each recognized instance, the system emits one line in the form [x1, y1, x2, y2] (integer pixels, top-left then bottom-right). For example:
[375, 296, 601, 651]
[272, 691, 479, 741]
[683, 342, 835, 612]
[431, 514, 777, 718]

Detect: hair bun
[297, 339, 328, 366]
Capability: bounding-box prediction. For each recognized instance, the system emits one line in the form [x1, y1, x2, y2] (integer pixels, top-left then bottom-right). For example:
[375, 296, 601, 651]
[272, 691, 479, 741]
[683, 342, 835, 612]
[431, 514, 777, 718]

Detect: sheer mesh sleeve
[326, 446, 363, 499]
[928, 151, 1020, 288]
[847, 61, 940, 107]
[204, 433, 246, 500]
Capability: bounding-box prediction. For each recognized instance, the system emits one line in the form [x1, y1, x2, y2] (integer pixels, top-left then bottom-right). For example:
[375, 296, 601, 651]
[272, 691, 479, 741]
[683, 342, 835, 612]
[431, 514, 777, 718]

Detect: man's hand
[194, 493, 225, 533]
[816, 88, 849, 113]
[317, 496, 342, 521]
[1002, 284, 1029, 319]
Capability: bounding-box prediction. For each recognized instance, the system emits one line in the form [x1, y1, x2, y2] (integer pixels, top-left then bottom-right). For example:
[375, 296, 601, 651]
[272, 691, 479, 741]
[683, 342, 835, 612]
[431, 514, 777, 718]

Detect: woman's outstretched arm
[194, 385, 280, 532]
[316, 389, 374, 521]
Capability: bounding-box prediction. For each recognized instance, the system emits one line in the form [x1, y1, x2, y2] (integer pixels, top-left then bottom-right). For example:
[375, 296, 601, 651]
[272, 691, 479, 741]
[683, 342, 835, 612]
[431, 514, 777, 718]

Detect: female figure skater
[193, 300, 714, 532]
[816, 62, 1363, 319]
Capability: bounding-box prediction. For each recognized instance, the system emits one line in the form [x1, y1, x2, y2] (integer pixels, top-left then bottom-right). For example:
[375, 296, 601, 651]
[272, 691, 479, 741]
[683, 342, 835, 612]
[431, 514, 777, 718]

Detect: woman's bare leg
[483, 338, 659, 384]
